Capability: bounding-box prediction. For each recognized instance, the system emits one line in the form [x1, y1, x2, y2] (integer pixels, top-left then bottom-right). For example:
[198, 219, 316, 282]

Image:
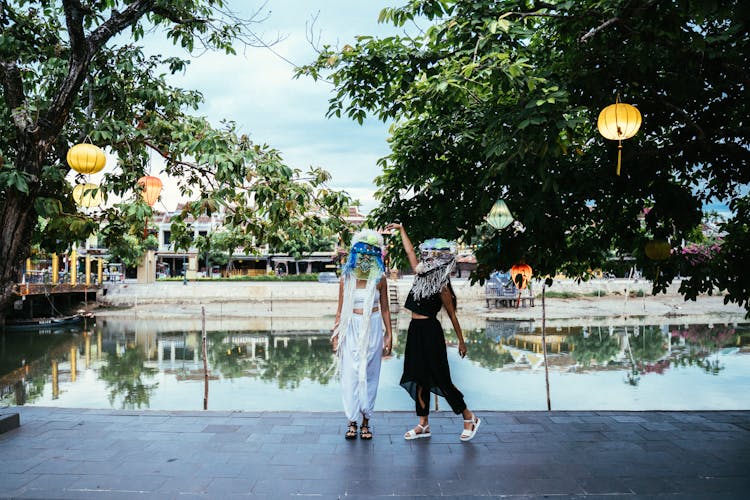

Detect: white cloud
[130, 0, 404, 214]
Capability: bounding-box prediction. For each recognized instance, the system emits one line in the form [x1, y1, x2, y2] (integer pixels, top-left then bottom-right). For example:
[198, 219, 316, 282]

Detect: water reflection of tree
[99, 348, 157, 409]
[669, 325, 737, 375]
[569, 331, 620, 368]
[206, 333, 257, 379]
[625, 327, 669, 386]
[630, 327, 668, 362]
[260, 336, 334, 389]
[460, 329, 514, 370]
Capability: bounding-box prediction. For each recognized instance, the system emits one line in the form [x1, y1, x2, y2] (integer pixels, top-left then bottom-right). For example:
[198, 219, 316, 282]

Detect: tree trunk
[0, 191, 38, 321]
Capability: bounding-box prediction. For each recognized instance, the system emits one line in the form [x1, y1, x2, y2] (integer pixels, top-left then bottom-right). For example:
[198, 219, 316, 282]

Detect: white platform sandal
[404, 423, 431, 440]
[460, 415, 481, 442]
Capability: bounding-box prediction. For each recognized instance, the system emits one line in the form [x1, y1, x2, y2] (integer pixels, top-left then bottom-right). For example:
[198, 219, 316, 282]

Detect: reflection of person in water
[387, 223, 481, 443]
[332, 230, 393, 440]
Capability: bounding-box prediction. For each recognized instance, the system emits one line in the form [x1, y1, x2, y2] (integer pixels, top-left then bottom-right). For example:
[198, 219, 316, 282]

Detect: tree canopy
[299, 0, 750, 313]
[0, 1, 352, 317]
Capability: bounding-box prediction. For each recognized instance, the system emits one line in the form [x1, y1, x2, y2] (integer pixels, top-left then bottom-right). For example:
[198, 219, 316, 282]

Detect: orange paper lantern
[510, 263, 532, 290]
[137, 176, 162, 207]
[67, 143, 106, 174]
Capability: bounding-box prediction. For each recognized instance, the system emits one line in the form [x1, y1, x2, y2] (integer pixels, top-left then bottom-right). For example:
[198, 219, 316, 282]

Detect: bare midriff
[353, 307, 380, 314]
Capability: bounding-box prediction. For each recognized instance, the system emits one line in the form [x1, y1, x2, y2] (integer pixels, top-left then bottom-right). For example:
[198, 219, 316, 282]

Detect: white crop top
[353, 287, 379, 309]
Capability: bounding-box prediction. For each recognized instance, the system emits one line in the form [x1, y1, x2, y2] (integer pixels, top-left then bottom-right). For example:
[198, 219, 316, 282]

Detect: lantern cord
[616, 141, 622, 176]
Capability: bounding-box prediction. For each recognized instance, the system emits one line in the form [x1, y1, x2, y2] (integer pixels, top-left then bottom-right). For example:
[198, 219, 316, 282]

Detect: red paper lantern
[510, 263, 532, 290]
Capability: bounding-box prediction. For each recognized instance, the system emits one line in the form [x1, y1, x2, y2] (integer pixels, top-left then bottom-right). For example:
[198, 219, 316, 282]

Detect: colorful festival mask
[412, 238, 456, 299]
[342, 230, 385, 281]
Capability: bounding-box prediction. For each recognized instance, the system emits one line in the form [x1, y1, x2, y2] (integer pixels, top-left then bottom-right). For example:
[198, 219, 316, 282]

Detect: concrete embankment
[100, 277, 678, 307]
[95, 278, 747, 331]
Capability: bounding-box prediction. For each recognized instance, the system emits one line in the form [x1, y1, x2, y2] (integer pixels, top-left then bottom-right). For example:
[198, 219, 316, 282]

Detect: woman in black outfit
[386, 223, 480, 442]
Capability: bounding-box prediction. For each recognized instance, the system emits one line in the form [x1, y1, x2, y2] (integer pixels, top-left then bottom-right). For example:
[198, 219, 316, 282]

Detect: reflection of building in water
[508, 333, 573, 354]
[0, 329, 106, 406]
[484, 319, 535, 342]
[227, 334, 270, 359]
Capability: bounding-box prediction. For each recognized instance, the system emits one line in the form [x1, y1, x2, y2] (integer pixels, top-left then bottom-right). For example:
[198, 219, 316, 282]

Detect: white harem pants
[340, 311, 384, 422]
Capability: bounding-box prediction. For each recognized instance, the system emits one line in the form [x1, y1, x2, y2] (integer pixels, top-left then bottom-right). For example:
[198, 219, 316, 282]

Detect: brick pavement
[1, 407, 748, 499]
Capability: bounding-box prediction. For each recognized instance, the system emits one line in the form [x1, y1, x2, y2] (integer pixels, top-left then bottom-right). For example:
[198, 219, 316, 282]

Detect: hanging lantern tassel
[597, 97, 642, 176]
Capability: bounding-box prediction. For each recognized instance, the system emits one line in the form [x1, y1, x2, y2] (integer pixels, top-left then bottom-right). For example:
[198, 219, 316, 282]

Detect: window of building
[163, 231, 171, 245]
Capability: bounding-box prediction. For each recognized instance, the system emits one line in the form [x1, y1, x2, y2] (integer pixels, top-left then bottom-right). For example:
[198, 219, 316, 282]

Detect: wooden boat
[3, 313, 89, 331]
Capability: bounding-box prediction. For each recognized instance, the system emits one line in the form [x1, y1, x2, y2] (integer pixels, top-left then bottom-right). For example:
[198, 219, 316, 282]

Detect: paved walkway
[1, 407, 748, 499]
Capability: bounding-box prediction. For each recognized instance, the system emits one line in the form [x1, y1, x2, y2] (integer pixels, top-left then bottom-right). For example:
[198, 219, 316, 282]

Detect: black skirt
[400, 317, 467, 415]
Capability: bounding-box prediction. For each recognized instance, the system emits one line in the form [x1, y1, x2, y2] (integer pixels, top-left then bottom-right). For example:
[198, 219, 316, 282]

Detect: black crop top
[404, 283, 456, 317]
[404, 289, 443, 317]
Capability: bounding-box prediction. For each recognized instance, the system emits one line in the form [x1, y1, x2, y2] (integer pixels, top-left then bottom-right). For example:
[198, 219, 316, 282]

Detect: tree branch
[0, 61, 25, 115]
[62, 0, 87, 60]
[87, 0, 155, 53]
[658, 99, 706, 140]
[42, 0, 155, 142]
[579, 16, 619, 42]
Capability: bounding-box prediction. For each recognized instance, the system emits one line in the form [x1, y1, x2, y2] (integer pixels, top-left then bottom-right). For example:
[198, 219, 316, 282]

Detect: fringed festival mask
[415, 238, 456, 275]
[343, 235, 385, 281]
[411, 238, 456, 300]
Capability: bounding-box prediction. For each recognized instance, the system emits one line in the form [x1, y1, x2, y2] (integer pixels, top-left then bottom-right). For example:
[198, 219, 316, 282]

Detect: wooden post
[541, 283, 551, 411]
[202, 306, 208, 410]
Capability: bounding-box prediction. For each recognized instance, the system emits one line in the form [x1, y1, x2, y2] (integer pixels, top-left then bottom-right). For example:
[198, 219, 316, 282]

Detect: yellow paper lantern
[72, 183, 104, 208]
[66, 143, 106, 175]
[597, 97, 642, 176]
[645, 239, 671, 261]
[137, 175, 163, 207]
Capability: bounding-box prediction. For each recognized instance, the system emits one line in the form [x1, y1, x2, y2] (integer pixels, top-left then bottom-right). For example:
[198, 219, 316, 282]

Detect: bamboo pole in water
[541, 283, 551, 411]
[202, 306, 208, 410]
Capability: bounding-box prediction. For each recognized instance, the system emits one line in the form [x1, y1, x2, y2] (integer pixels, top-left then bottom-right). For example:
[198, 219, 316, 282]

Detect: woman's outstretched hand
[385, 222, 402, 233]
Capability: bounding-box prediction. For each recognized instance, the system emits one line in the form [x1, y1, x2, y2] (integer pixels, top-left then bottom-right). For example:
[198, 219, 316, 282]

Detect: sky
[148, 0, 404, 213]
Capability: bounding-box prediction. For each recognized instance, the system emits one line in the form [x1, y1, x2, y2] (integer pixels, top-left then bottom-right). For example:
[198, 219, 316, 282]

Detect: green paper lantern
[487, 200, 514, 230]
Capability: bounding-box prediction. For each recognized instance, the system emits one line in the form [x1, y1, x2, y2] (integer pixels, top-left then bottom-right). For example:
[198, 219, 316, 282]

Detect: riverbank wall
[100, 277, 680, 307]
[94, 278, 746, 330]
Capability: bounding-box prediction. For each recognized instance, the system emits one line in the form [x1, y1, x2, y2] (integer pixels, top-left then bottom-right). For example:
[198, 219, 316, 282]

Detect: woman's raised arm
[386, 223, 418, 272]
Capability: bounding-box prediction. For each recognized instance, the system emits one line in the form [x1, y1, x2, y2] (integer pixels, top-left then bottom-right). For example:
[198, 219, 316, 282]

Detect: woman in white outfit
[332, 230, 393, 439]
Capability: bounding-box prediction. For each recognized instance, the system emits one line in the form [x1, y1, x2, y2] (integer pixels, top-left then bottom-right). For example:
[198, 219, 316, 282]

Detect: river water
[2, 315, 749, 411]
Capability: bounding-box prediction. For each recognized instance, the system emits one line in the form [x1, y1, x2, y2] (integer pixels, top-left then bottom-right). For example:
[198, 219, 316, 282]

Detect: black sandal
[345, 421, 357, 440]
[359, 424, 372, 440]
